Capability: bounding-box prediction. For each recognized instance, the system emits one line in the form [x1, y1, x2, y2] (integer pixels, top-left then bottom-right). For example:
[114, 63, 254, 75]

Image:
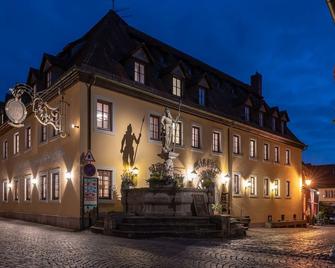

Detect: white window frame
[50, 169, 61, 202]
[263, 143, 270, 161]
[273, 179, 280, 198]
[40, 125, 48, 144]
[172, 76, 182, 97]
[39, 172, 48, 202]
[274, 146, 280, 163]
[2, 140, 8, 159]
[172, 121, 183, 146]
[96, 166, 116, 204]
[191, 125, 201, 149]
[249, 139, 257, 159]
[212, 131, 222, 153]
[233, 134, 241, 155]
[244, 106, 250, 121]
[285, 149, 291, 165]
[13, 178, 20, 202]
[285, 180, 291, 198]
[263, 177, 270, 197]
[92, 95, 116, 136]
[2, 180, 8, 202]
[249, 176, 257, 197]
[13, 132, 20, 155]
[96, 99, 113, 132]
[134, 61, 145, 84]
[24, 176, 32, 202]
[233, 173, 242, 196]
[25, 126, 32, 150]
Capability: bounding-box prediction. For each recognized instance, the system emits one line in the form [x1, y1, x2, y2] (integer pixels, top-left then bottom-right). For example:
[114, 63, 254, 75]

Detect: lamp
[7, 181, 12, 189]
[31, 178, 37, 185]
[189, 170, 197, 181]
[132, 167, 139, 176]
[220, 173, 230, 184]
[305, 179, 312, 187]
[246, 179, 252, 188]
[71, 124, 79, 129]
[65, 172, 72, 180]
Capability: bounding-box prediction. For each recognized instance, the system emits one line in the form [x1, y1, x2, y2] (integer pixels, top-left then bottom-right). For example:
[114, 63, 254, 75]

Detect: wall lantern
[31, 178, 37, 185]
[246, 179, 252, 188]
[220, 173, 230, 185]
[65, 172, 72, 180]
[7, 181, 12, 189]
[131, 167, 139, 176]
[305, 179, 312, 187]
[188, 170, 197, 182]
[71, 124, 79, 129]
[316, 191, 320, 195]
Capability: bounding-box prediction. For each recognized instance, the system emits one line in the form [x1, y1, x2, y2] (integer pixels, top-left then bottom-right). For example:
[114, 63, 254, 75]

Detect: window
[98, 170, 113, 199]
[25, 127, 32, 149]
[97, 100, 112, 131]
[2, 140, 8, 159]
[46, 71, 52, 88]
[134, 61, 145, 84]
[285, 180, 291, 197]
[149, 115, 160, 141]
[263, 143, 269, 161]
[198, 87, 206, 106]
[40, 174, 47, 200]
[250, 176, 257, 196]
[249, 139, 256, 158]
[41, 125, 47, 143]
[13, 132, 19, 155]
[274, 179, 280, 197]
[281, 121, 286, 134]
[172, 122, 182, 145]
[272, 117, 276, 131]
[233, 174, 241, 195]
[244, 106, 250, 121]
[212, 132, 221, 153]
[191, 126, 200, 149]
[3, 181, 7, 201]
[233, 135, 241, 154]
[14, 179, 19, 201]
[274, 146, 280, 163]
[51, 172, 60, 201]
[25, 177, 31, 201]
[264, 178, 270, 197]
[285, 149, 291, 165]
[259, 112, 264, 127]
[172, 76, 182, 97]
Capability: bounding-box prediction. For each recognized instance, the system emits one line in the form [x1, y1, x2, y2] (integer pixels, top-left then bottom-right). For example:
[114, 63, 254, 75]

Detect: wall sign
[83, 177, 98, 213]
[84, 163, 96, 177]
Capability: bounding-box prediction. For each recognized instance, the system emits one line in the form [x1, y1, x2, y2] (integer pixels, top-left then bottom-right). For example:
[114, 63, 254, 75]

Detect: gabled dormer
[197, 73, 211, 106]
[40, 54, 65, 89]
[270, 107, 280, 132]
[130, 44, 153, 85]
[280, 111, 290, 135]
[243, 96, 253, 122]
[171, 62, 186, 97]
[258, 101, 267, 127]
[27, 68, 41, 93]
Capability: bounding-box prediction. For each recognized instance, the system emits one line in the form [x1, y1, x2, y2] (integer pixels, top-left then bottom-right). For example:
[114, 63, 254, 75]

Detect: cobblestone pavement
[0, 218, 334, 268]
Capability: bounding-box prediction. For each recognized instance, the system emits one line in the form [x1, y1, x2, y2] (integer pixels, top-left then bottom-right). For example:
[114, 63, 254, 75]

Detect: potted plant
[211, 203, 223, 215]
[147, 163, 177, 188]
[121, 170, 136, 189]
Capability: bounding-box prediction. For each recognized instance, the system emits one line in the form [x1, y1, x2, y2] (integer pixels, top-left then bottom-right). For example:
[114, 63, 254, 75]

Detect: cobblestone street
[0, 217, 334, 268]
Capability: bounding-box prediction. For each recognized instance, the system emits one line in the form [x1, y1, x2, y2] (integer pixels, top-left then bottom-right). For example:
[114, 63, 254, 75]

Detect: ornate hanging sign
[4, 83, 68, 138]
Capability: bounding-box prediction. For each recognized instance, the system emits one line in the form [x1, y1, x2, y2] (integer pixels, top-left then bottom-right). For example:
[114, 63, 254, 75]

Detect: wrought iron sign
[5, 83, 68, 138]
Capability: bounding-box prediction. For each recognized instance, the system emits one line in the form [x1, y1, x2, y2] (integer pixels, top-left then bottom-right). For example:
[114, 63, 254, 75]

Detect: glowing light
[316, 191, 320, 195]
[132, 167, 139, 176]
[305, 179, 312, 186]
[71, 124, 79, 129]
[65, 172, 72, 180]
[187, 170, 197, 182]
[31, 178, 37, 185]
[220, 173, 230, 184]
[7, 181, 12, 189]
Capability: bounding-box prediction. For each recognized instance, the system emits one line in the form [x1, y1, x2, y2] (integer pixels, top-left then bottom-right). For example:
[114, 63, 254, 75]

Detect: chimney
[250, 72, 262, 96]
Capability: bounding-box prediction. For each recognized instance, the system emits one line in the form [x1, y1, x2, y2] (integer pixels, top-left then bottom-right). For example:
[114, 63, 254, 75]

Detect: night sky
[0, 1, 334, 164]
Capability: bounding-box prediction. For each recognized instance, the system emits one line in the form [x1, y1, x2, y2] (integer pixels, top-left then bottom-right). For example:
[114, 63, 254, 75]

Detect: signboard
[84, 150, 95, 162]
[193, 194, 209, 217]
[84, 163, 96, 177]
[83, 177, 98, 214]
[5, 98, 27, 127]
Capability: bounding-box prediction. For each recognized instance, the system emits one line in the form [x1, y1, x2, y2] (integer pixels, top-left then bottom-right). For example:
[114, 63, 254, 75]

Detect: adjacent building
[0, 11, 305, 229]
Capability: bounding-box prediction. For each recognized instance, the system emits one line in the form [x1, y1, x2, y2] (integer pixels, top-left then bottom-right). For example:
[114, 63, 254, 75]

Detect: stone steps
[123, 216, 211, 225]
[118, 222, 217, 232]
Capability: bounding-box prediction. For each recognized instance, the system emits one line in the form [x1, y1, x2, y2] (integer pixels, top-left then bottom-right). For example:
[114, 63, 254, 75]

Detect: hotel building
[0, 11, 305, 229]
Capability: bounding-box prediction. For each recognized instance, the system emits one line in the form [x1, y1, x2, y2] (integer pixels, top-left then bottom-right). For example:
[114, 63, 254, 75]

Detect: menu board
[83, 177, 98, 213]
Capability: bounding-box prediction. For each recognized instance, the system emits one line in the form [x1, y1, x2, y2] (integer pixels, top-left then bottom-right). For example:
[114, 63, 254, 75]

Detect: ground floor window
[264, 178, 270, 197]
[250, 176, 257, 196]
[274, 179, 280, 197]
[98, 170, 113, 199]
[51, 172, 60, 201]
[25, 177, 31, 201]
[14, 179, 19, 201]
[40, 174, 47, 200]
[233, 174, 241, 195]
[285, 180, 291, 197]
[3, 181, 7, 201]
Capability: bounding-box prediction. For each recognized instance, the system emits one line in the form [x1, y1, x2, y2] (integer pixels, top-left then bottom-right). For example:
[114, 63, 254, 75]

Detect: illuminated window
[14, 179, 19, 201]
[13, 132, 19, 155]
[198, 87, 206, 106]
[98, 170, 113, 199]
[285, 149, 291, 165]
[212, 132, 221, 153]
[25, 127, 32, 149]
[233, 135, 241, 154]
[134, 61, 145, 84]
[40, 175, 47, 200]
[259, 112, 264, 127]
[274, 179, 280, 197]
[233, 174, 241, 195]
[51, 172, 60, 201]
[25, 177, 31, 201]
[264, 178, 270, 197]
[96, 100, 112, 131]
[149, 115, 160, 141]
[249, 139, 256, 158]
[41, 125, 48, 143]
[2, 140, 8, 159]
[172, 122, 182, 145]
[264, 143, 269, 161]
[274, 146, 280, 163]
[285, 180, 291, 197]
[172, 77, 182, 97]
[192, 126, 201, 149]
[250, 176, 257, 196]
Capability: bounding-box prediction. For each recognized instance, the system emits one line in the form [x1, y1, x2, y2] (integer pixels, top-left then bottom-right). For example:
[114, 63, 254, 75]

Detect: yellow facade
[0, 73, 304, 228]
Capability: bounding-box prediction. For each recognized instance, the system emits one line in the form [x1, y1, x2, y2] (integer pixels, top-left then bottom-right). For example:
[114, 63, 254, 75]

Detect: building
[303, 164, 335, 220]
[0, 11, 305, 229]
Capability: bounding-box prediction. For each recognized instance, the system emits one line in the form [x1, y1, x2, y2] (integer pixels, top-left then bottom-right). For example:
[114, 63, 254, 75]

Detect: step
[123, 216, 211, 225]
[111, 229, 222, 239]
[118, 223, 217, 232]
[90, 226, 104, 234]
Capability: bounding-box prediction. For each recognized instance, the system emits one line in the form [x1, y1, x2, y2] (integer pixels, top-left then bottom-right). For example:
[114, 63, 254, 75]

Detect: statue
[160, 108, 180, 153]
[120, 124, 141, 168]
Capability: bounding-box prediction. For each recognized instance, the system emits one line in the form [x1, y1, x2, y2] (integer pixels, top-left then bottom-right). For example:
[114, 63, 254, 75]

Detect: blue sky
[0, 0, 334, 164]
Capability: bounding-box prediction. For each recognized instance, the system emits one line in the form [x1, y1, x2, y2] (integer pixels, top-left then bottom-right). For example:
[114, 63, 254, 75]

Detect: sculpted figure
[160, 108, 179, 153]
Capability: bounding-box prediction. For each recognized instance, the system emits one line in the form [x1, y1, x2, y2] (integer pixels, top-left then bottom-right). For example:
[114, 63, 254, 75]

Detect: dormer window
[172, 76, 182, 97]
[134, 61, 145, 84]
[244, 106, 250, 122]
[259, 112, 264, 127]
[46, 70, 52, 88]
[281, 121, 286, 134]
[198, 87, 206, 106]
[272, 117, 276, 131]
